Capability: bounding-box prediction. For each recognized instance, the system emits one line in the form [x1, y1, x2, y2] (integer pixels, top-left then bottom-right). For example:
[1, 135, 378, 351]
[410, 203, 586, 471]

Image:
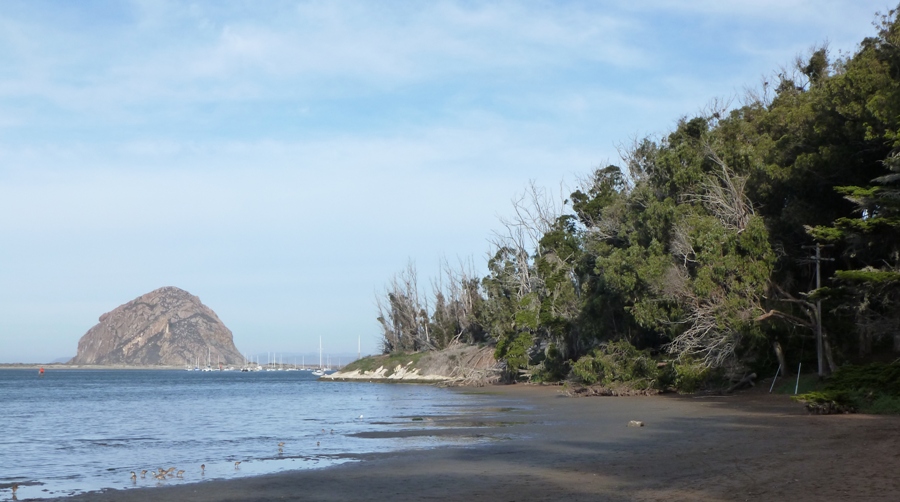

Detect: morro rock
[70, 287, 243, 367]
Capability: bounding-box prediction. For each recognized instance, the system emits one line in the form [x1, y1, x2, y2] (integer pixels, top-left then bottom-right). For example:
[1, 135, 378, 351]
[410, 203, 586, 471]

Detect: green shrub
[570, 355, 601, 385]
[864, 394, 900, 414]
[826, 362, 900, 396]
[795, 362, 900, 414]
[530, 343, 567, 383]
[672, 360, 710, 394]
[568, 341, 657, 389]
[495, 331, 533, 381]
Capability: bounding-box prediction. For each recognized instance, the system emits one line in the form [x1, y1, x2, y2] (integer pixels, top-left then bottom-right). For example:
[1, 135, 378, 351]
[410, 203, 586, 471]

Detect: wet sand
[37, 384, 900, 501]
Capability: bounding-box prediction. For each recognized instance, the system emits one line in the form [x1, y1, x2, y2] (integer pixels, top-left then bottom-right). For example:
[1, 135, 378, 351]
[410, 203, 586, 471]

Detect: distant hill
[70, 286, 243, 367]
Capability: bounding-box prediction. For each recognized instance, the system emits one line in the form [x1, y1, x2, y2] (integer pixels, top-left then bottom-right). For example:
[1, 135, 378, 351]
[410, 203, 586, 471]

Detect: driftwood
[725, 372, 757, 393]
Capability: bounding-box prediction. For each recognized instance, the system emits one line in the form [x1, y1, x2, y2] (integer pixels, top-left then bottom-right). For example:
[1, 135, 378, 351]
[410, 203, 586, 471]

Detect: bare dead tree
[665, 290, 744, 369]
[429, 256, 484, 347]
[670, 222, 699, 267]
[615, 134, 657, 189]
[662, 146, 766, 369]
[375, 260, 436, 354]
[699, 96, 733, 129]
[488, 227, 536, 299]
[496, 180, 566, 257]
[742, 74, 776, 108]
[685, 145, 754, 233]
[489, 181, 567, 299]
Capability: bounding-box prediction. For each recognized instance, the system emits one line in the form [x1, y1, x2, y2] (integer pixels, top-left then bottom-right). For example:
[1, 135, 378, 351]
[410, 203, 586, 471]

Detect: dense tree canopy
[376, 5, 900, 385]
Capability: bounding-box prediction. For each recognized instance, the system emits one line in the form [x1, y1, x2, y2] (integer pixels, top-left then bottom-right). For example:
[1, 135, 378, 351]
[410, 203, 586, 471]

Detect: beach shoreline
[0, 364, 186, 370]
[30, 383, 900, 501]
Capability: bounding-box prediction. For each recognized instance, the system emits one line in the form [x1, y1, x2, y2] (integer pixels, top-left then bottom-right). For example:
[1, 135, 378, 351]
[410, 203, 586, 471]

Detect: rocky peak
[70, 286, 244, 367]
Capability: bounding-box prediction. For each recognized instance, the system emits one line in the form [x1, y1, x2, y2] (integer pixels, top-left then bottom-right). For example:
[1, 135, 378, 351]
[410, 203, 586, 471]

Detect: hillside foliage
[375, 6, 900, 391]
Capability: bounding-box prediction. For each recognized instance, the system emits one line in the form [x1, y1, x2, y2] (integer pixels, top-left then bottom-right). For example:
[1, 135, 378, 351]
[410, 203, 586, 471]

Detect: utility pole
[803, 243, 834, 378]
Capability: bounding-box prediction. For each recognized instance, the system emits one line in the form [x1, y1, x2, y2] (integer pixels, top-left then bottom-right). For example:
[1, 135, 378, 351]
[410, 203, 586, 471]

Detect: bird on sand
[234, 461, 241, 468]
[11, 483, 18, 495]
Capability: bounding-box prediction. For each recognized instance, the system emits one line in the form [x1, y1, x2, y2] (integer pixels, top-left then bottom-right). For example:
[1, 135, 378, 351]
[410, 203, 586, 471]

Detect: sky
[0, 0, 891, 363]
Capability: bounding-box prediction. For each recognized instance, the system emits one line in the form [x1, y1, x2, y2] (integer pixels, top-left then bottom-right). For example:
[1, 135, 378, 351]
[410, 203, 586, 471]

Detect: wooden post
[803, 243, 833, 378]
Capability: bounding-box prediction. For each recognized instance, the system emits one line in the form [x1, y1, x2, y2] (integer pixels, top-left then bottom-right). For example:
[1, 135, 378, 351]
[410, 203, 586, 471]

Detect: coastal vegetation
[795, 361, 900, 414]
[374, 6, 900, 397]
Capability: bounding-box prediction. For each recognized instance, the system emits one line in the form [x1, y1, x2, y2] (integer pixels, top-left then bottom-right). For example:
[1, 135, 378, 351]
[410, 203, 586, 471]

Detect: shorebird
[234, 461, 241, 468]
[140, 470, 148, 478]
[130, 471, 137, 481]
[166, 467, 176, 474]
[11, 483, 18, 495]
[176, 470, 185, 478]
[200, 463, 205, 472]
[316, 441, 320, 447]
[154, 472, 166, 481]
[277, 441, 285, 447]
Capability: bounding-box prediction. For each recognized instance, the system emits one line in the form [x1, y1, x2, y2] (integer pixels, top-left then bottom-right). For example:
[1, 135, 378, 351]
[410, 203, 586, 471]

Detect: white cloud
[0, 0, 888, 361]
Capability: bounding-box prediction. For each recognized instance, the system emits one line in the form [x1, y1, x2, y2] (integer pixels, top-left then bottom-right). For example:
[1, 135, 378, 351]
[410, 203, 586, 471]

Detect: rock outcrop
[70, 286, 243, 367]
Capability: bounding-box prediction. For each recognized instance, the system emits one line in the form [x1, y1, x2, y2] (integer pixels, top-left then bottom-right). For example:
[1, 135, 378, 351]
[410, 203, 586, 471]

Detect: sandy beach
[34, 384, 900, 502]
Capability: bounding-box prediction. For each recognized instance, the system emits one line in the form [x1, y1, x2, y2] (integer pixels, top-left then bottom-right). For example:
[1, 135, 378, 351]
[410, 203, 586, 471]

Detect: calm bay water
[0, 369, 519, 499]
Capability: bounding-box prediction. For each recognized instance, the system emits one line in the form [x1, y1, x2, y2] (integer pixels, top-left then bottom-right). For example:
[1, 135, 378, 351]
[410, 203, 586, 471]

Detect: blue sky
[0, 0, 890, 363]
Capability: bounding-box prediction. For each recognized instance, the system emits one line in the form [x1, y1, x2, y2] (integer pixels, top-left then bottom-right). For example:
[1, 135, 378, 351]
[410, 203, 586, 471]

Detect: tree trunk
[773, 341, 790, 376]
[823, 329, 837, 374]
[859, 327, 872, 357]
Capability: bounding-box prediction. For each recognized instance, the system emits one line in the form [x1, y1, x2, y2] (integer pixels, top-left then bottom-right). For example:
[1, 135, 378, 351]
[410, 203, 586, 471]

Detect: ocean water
[0, 369, 521, 500]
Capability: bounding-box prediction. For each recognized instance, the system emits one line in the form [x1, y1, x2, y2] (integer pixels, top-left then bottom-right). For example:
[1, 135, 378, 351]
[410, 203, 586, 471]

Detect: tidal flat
[27, 383, 900, 502]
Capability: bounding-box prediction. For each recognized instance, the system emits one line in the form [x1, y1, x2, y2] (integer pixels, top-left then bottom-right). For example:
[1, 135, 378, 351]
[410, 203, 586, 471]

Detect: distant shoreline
[0, 363, 186, 370]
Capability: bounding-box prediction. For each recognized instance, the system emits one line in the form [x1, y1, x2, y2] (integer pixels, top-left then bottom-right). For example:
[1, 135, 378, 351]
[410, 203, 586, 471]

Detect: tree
[376, 261, 432, 353]
[810, 156, 900, 354]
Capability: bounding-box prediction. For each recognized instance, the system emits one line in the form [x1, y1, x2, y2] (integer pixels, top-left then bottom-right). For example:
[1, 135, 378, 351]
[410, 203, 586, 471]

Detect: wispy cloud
[0, 0, 885, 361]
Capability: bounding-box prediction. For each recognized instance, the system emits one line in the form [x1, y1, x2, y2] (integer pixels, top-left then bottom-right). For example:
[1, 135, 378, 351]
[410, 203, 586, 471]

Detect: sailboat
[201, 348, 213, 371]
[312, 337, 325, 376]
